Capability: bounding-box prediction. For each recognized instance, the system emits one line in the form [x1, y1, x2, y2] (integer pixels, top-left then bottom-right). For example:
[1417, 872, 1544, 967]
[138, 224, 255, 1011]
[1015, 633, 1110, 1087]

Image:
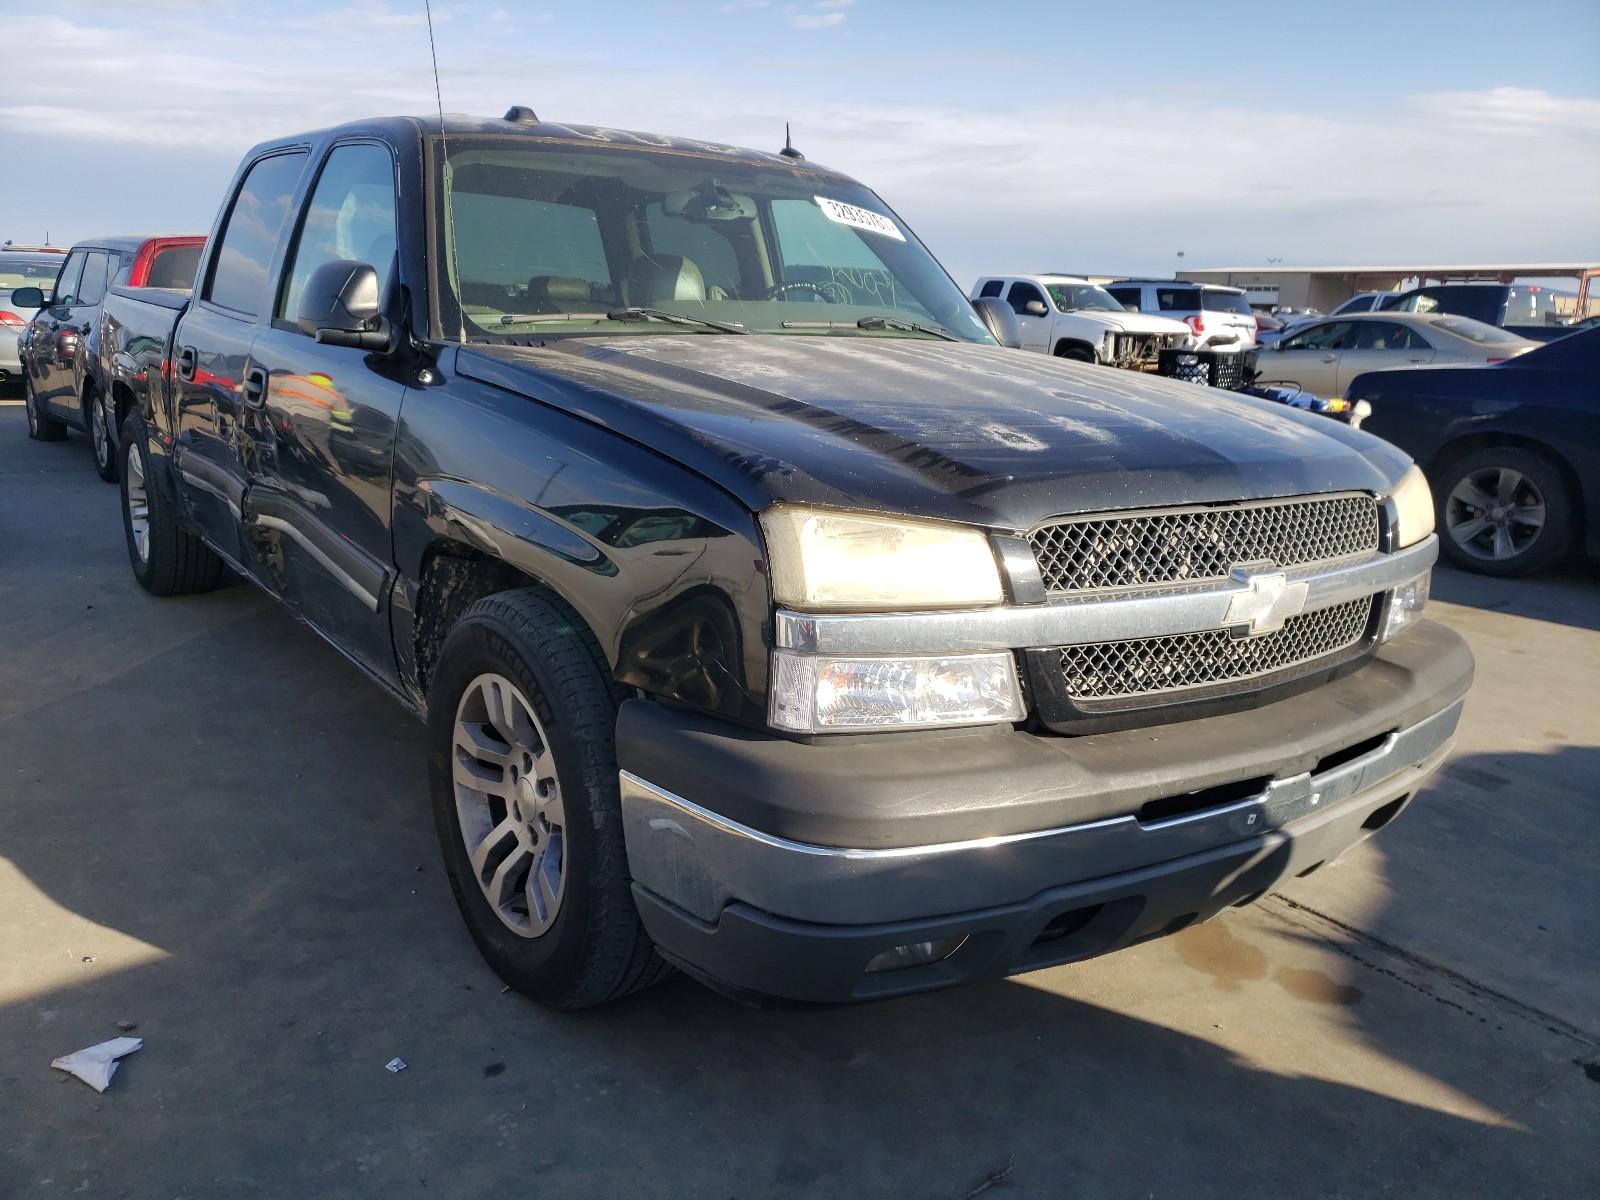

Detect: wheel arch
[1052, 337, 1099, 361]
[1428, 431, 1586, 525]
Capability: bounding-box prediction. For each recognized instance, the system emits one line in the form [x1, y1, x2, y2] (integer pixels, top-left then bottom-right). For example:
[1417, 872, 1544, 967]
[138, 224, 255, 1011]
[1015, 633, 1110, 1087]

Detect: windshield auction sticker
[815, 196, 906, 241]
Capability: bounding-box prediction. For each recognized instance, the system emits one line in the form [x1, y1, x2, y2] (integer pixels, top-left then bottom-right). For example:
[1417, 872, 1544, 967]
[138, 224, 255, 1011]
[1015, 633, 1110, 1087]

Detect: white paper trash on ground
[51, 1037, 143, 1092]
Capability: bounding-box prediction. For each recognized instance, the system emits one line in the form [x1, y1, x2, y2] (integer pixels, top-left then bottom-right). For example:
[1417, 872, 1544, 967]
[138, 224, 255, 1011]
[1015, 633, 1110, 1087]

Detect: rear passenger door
[172, 149, 309, 565]
[245, 140, 407, 676]
[1334, 320, 1434, 393]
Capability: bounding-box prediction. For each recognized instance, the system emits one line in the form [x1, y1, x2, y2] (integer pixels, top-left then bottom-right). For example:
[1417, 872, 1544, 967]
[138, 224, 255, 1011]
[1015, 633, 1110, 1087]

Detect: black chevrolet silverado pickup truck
[100, 110, 1471, 1008]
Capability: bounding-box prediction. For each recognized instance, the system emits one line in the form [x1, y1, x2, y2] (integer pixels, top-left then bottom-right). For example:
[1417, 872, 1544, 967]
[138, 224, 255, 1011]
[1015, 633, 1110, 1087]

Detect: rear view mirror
[297, 259, 393, 351]
[9, 287, 44, 310]
[971, 296, 1021, 348]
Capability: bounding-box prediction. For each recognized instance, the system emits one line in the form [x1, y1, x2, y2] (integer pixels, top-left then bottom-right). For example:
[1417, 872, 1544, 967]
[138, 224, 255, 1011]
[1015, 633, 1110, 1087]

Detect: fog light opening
[864, 935, 967, 974]
[1032, 904, 1104, 947]
[1362, 794, 1410, 832]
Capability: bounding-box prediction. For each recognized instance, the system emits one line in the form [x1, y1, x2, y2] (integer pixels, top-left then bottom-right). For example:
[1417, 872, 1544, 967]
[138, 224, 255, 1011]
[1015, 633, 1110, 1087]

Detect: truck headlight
[1387, 465, 1435, 549]
[760, 506, 1003, 611]
[769, 649, 1024, 732]
[1382, 571, 1431, 642]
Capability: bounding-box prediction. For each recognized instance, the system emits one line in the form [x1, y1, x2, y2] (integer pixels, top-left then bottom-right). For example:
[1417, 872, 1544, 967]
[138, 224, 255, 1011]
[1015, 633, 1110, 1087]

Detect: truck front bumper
[618, 621, 1472, 1004]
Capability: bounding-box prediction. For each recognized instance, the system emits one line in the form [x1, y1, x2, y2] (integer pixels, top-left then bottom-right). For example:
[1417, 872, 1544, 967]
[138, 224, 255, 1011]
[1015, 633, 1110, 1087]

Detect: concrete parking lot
[1, 402, 1596, 1199]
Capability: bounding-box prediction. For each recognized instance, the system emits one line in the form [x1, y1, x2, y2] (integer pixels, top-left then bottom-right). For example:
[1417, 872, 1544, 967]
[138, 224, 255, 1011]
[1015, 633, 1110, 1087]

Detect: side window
[1105, 287, 1139, 309]
[52, 252, 86, 306]
[1353, 321, 1428, 351]
[1281, 321, 1353, 351]
[76, 251, 112, 307]
[1005, 281, 1047, 316]
[1156, 288, 1198, 312]
[279, 143, 398, 324]
[977, 279, 1004, 299]
[205, 151, 308, 317]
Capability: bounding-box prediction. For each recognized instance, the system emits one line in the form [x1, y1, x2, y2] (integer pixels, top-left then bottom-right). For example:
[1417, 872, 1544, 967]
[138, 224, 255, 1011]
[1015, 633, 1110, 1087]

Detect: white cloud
[1, 12, 1594, 279]
[789, 11, 846, 28]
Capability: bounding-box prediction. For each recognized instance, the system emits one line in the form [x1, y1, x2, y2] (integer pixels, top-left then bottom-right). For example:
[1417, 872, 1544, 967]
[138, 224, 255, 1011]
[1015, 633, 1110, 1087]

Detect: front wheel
[427, 589, 670, 1009]
[24, 374, 67, 441]
[1436, 446, 1574, 577]
[120, 412, 227, 595]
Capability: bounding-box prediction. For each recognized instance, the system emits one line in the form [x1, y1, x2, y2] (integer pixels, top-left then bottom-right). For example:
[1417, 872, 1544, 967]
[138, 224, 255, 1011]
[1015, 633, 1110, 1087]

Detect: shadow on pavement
[1430, 560, 1600, 632]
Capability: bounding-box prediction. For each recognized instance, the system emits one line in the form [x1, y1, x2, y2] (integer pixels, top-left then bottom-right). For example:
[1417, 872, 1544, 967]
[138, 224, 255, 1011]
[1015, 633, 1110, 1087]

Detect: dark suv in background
[16, 234, 203, 480]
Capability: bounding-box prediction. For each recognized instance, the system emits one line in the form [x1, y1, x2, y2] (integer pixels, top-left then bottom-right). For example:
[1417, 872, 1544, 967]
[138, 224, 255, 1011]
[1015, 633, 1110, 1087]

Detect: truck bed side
[98, 285, 189, 436]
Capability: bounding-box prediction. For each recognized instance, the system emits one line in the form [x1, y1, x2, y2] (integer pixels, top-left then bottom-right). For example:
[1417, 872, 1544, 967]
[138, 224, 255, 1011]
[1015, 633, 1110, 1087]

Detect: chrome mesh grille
[1057, 597, 1373, 701]
[1030, 494, 1380, 593]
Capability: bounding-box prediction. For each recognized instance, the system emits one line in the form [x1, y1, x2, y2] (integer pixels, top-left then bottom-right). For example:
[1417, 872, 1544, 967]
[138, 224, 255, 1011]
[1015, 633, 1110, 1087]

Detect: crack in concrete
[1263, 893, 1600, 1050]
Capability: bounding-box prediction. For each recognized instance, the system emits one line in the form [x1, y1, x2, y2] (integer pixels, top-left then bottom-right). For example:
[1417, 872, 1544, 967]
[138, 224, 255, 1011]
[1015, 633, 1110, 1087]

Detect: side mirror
[1023, 299, 1049, 317]
[297, 259, 393, 351]
[10, 286, 45, 310]
[1122, 303, 1139, 313]
[971, 296, 1021, 349]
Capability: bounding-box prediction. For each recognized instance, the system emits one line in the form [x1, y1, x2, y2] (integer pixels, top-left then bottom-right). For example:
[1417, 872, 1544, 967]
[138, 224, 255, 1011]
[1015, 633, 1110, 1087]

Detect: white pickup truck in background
[972, 273, 1189, 370]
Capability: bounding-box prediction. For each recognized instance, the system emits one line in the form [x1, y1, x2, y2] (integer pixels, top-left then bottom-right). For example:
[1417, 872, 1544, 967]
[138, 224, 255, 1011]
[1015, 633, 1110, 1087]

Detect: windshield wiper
[605, 306, 748, 333]
[855, 315, 958, 341]
[779, 316, 959, 341]
[496, 307, 746, 333]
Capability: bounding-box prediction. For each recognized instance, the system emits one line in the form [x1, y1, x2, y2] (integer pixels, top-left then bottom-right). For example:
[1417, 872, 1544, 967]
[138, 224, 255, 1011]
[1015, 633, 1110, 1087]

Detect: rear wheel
[1436, 446, 1574, 577]
[24, 374, 67, 441]
[428, 589, 670, 1009]
[90, 388, 118, 482]
[120, 412, 227, 595]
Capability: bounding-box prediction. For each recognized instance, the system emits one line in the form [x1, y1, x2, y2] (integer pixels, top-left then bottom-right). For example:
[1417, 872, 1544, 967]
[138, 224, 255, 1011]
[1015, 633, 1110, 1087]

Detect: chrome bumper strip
[775, 536, 1437, 656]
[620, 697, 1461, 925]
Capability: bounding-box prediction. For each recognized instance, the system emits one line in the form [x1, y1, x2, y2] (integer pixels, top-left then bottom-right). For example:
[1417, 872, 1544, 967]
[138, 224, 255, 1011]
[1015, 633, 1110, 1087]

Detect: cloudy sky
[2, 0, 1597, 287]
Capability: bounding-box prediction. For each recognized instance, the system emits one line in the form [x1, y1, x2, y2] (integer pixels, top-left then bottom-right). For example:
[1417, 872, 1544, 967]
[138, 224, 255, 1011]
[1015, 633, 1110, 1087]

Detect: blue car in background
[1348, 327, 1599, 577]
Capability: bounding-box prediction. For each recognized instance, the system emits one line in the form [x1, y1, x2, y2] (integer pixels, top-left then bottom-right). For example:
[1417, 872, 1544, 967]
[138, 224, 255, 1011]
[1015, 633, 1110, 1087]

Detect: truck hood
[456, 335, 1409, 530]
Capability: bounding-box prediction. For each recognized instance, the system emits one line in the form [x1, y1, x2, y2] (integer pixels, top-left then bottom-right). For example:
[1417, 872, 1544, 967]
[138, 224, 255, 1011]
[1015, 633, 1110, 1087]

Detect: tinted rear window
[1202, 289, 1253, 314]
[147, 244, 201, 290]
[1156, 287, 1198, 312]
[1432, 317, 1526, 345]
[206, 151, 308, 316]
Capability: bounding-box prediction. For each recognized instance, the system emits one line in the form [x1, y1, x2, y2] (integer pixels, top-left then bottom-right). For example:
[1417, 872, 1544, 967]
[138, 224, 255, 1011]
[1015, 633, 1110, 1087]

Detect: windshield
[0, 254, 67, 290]
[1045, 283, 1123, 313]
[1432, 316, 1528, 345]
[1202, 289, 1254, 315]
[433, 137, 992, 343]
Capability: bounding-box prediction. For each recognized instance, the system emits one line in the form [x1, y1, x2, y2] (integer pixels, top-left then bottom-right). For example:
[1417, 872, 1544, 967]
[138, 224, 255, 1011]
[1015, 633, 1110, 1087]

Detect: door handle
[1320, 354, 1337, 362]
[1407, 356, 1427, 363]
[242, 366, 269, 408]
[176, 346, 197, 380]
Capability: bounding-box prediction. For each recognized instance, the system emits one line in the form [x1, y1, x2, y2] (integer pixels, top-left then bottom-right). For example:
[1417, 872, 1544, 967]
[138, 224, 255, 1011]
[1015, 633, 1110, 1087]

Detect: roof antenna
[779, 122, 804, 161]
[424, 0, 466, 344]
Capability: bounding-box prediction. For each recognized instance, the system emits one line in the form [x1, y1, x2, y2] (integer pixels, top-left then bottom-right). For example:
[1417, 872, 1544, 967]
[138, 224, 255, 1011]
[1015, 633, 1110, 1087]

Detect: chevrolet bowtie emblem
[1222, 568, 1309, 636]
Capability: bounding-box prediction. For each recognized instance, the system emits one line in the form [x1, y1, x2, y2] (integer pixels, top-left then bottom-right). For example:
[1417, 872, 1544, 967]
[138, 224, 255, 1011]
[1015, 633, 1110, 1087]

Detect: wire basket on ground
[1156, 348, 1259, 391]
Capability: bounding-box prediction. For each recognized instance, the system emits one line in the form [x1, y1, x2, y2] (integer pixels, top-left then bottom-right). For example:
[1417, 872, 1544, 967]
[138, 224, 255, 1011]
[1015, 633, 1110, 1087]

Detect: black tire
[120, 412, 227, 595]
[427, 588, 670, 1009]
[24, 373, 67, 441]
[1434, 445, 1575, 578]
[89, 387, 118, 482]
[1055, 343, 1096, 363]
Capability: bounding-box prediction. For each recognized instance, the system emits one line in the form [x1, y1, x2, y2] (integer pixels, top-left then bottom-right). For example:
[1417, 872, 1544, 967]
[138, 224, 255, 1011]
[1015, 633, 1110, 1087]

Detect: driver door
[1263, 321, 1354, 397]
[1005, 281, 1052, 352]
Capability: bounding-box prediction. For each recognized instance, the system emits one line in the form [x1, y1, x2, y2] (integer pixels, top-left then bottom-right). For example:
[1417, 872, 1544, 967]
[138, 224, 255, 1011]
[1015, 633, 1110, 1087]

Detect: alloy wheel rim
[451, 672, 567, 938]
[92, 396, 109, 466]
[125, 446, 151, 563]
[1445, 466, 1546, 562]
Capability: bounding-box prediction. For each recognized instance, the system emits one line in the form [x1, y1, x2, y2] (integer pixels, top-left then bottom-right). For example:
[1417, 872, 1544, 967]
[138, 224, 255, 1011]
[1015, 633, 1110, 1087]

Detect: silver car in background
[1, 249, 68, 385]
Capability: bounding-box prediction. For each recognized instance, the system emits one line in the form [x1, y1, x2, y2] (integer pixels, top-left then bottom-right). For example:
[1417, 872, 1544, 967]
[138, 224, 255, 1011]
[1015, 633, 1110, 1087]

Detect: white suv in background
[1103, 279, 1258, 353]
[971, 274, 1190, 370]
